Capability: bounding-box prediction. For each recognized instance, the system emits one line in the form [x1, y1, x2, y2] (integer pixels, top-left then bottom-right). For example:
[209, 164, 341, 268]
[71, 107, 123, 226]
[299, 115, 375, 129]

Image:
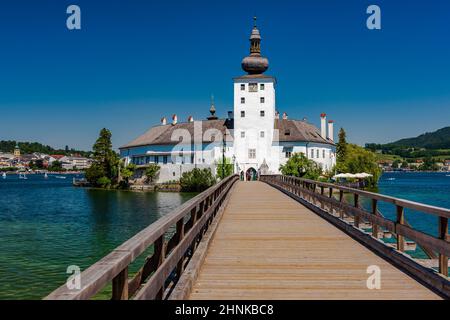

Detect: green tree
[279, 153, 322, 180]
[145, 164, 160, 183]
[418, 157, 439, 171]
[341, 144, 382, 187]
[120, 163, 136, 185]
[336, 128, 348, 171]
[215, 157, 233, 180]
[392, 160, 401, 169]
[180, 168, 216, 192]
[85, 128, 119, 187]
[401, 161, 409, 169]
[48, 160, 63, 172]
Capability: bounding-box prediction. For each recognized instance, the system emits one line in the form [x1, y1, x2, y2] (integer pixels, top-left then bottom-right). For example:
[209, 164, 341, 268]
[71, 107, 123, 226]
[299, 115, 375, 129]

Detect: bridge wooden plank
[189, 182, 441, 300]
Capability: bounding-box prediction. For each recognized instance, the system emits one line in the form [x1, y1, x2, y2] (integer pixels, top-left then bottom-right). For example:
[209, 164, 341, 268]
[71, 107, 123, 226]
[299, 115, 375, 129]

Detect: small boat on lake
[2, 172, 6, 179]
[44, 173, 48, 179]
[54, 176, 66, 179]
[19, 173, 28, 180]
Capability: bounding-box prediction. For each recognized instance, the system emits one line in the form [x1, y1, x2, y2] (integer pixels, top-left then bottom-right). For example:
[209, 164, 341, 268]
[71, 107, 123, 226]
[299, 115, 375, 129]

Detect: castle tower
[233, 18, 276, 178]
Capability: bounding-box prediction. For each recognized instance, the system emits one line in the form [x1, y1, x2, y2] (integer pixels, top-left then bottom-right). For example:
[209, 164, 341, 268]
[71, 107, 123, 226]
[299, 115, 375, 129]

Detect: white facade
[233, 77, 277, 175]
[119, 21, 336, 182]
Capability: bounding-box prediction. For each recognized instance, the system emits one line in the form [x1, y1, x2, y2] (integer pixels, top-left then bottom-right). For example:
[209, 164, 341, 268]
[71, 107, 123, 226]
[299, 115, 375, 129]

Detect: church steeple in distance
[241, 17, 269, 75]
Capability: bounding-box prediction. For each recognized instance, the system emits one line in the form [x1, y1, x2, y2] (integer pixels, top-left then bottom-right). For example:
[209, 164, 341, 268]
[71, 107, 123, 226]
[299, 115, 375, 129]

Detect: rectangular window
[260, 97, 265, 103]
[285, 151, 292, 158]
[249, 83, 258, 92]
[240, 84, 245, 91]
[260, 131, 264, 138]
[249, 149, 256, 159]
[155, 156, 159, 164]
[241, 131, 245, 138]
[260, 84, 265, 90]
[323, 150, 326, 158]
[310, 149, 314, 158]
[163, 155, 168, 164]
[241, 97, 245, 104]
[316, 149, 319, 158]
[260, 110, 265, 117]
[241, 111, 245, 117]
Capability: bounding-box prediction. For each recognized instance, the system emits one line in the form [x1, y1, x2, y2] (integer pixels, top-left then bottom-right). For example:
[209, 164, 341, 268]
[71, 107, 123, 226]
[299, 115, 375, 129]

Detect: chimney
[328, 120, 334, 142]
[188, 115, 194, 122]
[172, 114, 177, 125]
[282, 112, 288, 120]
[161, 117, 167, 125]
[227, 111, 233, 119]
[275, 110, 280, 119]
[320, 113, 327, 139]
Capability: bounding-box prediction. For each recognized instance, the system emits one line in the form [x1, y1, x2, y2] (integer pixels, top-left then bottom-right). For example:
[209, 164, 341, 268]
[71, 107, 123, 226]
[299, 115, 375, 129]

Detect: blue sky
[0, 0, 449, 150]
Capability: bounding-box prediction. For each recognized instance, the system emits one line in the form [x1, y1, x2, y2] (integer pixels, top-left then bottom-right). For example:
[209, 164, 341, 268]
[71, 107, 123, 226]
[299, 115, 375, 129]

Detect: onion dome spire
[207, 94, 218, 120]
[241, 17, 269, 75]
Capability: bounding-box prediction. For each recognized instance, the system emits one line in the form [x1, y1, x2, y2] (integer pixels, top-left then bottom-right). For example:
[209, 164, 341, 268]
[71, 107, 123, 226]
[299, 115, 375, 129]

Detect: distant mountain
[388, 127, 450, 149]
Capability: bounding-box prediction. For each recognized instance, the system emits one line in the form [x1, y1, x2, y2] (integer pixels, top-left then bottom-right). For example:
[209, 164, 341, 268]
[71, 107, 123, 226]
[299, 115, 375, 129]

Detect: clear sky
[0, 0, 449, 150]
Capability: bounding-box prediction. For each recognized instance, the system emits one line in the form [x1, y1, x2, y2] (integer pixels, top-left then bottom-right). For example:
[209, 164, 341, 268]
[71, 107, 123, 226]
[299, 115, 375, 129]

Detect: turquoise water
[0, 172, 448, 299]
[0, 174, 195, 299]
[374, 172, 450, 237]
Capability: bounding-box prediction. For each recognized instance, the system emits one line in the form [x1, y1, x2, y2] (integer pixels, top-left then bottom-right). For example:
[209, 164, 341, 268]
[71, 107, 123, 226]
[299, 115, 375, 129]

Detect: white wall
[233, 78, 276, 174]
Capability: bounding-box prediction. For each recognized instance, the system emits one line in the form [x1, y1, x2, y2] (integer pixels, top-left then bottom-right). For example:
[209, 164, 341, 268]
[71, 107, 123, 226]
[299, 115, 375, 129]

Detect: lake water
[0, 172, 449, 299]
[0, 174, 196, 299]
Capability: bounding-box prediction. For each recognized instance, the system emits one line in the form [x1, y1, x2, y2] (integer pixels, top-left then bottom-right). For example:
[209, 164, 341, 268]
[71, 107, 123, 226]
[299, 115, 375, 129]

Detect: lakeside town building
[119, 19, 337, 182]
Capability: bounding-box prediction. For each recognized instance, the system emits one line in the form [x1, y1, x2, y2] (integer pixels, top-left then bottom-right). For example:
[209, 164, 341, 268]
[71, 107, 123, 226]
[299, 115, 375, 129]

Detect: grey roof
[274, 119, 335, 145]
[120, 119, 234, 149]
[120, 118, 334, 149]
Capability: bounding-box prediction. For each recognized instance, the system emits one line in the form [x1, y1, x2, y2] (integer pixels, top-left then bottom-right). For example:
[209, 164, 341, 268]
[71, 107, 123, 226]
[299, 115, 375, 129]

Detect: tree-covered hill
[0, 140, 91, 157]
[365, 126, 450, 160]
[388, 126, 450, 149]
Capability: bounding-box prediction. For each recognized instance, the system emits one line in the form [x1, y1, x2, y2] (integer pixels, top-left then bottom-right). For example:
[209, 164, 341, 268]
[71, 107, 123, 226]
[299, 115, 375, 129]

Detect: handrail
[45, 174, 239, 300]
[260, 175, 450, 279]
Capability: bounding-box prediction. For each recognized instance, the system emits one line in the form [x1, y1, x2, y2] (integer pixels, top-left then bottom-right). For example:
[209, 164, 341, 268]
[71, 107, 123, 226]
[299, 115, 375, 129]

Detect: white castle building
[120, 20, 336, 182]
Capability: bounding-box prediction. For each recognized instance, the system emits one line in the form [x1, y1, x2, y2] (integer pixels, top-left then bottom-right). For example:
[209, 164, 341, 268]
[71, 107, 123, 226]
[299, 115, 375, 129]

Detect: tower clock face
[249, 83, 258, 92]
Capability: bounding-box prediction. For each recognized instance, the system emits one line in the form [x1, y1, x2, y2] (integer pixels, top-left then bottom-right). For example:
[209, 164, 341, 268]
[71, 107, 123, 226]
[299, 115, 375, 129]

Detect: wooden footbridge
[46, 175, 450, 300]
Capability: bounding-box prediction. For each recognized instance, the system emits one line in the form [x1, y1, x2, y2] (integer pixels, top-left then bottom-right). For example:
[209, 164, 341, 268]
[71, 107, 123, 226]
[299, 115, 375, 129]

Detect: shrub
[180, 168, 216, 192]
[279, 153, 322, 180]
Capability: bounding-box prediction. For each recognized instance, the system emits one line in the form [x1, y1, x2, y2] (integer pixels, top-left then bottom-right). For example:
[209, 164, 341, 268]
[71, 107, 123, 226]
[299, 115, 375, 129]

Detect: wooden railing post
[354, 194, 360, 228]
[175, 219, 186, 279]
[154, 235, 167, 299]
[396, 206, 405, 252]
[339, 190, 344, 219]
[112, 267, 129, 300]
[438, 216, 448, 276]
[372, 199, 379, 238]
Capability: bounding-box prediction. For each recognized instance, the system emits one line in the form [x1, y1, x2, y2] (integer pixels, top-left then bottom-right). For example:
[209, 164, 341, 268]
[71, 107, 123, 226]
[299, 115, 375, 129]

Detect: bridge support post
[354, 194, 360, 228]
[396, 206, 405, 252]
[372, 199, 379, 238]
[112, 267, 129, 300]
[438, 217, 448, 276]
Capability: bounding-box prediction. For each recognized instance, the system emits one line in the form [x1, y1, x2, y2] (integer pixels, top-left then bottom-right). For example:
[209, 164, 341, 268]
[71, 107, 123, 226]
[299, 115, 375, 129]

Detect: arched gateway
[245, 167, 257, 181]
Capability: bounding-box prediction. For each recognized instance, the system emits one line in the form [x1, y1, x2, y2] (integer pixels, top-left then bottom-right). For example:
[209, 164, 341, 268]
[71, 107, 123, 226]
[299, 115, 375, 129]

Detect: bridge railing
[260, 175, 450, 279]
[45, 174, 239, 300]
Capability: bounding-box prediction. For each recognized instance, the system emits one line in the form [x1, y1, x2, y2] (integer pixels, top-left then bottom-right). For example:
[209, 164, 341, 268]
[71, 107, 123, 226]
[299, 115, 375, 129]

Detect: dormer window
[284, 129, 290, 136]
[241, 97, 245, 104]
[249, 83, 258, 92]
